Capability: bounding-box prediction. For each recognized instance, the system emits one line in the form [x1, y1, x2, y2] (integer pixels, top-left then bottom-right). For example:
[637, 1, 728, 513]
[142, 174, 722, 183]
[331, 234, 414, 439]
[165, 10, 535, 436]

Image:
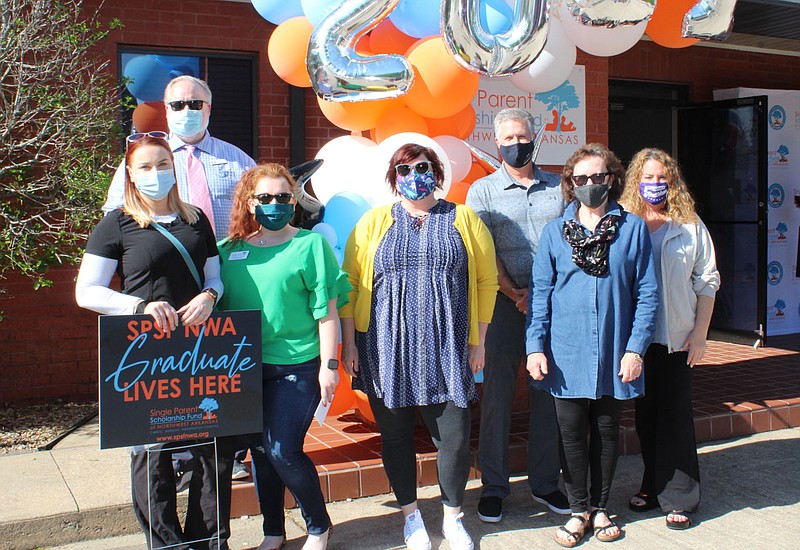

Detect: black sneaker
[532, 490, 571, 515]
[477, 496, 503, 523]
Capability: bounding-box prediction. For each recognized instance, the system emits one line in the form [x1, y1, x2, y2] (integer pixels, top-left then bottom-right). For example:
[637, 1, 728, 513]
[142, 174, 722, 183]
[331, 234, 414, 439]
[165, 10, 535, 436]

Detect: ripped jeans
[249, 359, 331, 536]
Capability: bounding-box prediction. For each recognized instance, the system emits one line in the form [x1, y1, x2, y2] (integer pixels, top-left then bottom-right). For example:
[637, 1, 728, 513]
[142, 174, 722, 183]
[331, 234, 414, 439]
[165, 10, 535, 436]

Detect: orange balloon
[317, 96, 400, 132]
[369, 19, 418, 55]
[464, 162, 488, 184]
[267, 16, 314, 88]
[132, 101, 168, 133]
[446, 180, 472, 204]
[646, 0, 699, 49]
[404, 37, 481, 119]
[353, 390, 376, 424]
[374, 105, 428, 143]
[425, 104, 476, 140]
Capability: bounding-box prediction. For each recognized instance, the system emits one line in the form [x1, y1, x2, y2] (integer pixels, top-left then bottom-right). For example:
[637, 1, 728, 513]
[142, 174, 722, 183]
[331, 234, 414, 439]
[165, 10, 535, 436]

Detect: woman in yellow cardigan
[340, 143, 497, 550]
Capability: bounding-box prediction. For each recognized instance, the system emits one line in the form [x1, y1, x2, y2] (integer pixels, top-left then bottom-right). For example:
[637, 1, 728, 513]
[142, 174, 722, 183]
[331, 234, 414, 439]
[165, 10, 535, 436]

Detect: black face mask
[499, 141, 535, 168]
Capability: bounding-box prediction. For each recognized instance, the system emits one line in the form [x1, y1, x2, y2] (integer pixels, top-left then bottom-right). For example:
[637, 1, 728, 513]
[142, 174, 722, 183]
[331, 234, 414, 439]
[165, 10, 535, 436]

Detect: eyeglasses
[572, 172, 610, 187]
[167, 99, 205, 111]
[126, 131, 168, 144]
[252, 192, 294, 204]
[395, 161, 431, 177]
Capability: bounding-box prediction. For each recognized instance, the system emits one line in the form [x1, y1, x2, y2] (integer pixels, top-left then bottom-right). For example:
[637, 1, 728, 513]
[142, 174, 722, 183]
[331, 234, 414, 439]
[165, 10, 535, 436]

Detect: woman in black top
[75, 134, 227, 549]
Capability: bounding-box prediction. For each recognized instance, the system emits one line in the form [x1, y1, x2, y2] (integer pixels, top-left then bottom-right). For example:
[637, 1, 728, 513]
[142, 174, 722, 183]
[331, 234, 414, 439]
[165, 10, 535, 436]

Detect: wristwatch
[202, 287, 219, 306]
[626, 350, 643, 361]
[326, 359, 339, 371]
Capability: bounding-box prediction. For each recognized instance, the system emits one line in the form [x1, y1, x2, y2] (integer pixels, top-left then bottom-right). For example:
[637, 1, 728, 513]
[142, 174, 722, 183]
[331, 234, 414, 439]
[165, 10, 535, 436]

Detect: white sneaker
[403, 509, 432, 550]
[442, 513, 474, 550]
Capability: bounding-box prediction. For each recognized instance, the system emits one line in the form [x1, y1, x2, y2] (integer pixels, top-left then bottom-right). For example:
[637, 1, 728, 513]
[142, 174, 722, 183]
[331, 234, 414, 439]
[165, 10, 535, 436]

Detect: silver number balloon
[442, 0, 549, 77]
[682, 0, 737, 41]
[307, 0, 414, 102]
[563, 0, 655, 28]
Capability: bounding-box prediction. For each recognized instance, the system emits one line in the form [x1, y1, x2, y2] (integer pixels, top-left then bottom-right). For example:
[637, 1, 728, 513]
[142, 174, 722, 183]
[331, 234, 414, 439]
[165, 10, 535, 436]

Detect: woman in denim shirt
[525, 144, 658, 547]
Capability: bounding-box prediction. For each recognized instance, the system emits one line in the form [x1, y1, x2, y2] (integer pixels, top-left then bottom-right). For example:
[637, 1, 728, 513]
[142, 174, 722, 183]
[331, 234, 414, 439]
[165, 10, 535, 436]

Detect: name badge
[228, 251, 249, 260]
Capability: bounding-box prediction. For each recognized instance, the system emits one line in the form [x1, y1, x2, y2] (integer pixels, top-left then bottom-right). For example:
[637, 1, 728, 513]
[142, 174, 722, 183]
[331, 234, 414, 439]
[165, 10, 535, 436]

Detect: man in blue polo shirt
[466, 108, 568, 523]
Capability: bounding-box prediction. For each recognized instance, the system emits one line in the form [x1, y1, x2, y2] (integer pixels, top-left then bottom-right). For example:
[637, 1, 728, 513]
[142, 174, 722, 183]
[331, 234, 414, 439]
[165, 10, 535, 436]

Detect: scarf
[561, 213, 620, 276]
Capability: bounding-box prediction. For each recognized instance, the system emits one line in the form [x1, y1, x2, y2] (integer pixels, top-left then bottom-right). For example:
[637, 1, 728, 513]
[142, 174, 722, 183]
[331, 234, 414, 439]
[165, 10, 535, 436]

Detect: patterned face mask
[396, 170, 437, 201]
[640, 181, 668, 205]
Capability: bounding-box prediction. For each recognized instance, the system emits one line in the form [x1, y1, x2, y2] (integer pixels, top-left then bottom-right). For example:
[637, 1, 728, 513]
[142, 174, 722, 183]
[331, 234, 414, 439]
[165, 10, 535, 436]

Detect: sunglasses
[167, 99, 205, 111]
[126, 131, 168, 144]
[572, 172, 610, 187]
[395, 161, 432, 177]
[253, 192, 294, 205]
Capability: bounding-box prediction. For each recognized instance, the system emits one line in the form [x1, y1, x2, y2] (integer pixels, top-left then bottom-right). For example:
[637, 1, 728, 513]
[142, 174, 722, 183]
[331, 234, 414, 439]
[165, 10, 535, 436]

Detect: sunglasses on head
[126, 131, 168, 144]
[572, 172, 610, 187]
[253, 192, 294, 205]
[167, 99, 205, 111]
[395, 161, 432, 177]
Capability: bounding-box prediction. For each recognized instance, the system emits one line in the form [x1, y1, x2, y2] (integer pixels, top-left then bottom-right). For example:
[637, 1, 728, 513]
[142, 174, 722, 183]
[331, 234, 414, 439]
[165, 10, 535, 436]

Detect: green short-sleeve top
[218, 229, 351, 365]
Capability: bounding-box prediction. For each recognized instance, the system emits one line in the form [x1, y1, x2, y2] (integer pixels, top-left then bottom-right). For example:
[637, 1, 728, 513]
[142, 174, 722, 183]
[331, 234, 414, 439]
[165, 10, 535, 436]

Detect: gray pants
[478, 294, 561, 499]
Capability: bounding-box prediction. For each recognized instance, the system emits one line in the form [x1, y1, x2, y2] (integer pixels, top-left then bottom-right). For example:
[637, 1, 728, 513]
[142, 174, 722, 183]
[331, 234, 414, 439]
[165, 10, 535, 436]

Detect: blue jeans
[248, 359, 331, 536]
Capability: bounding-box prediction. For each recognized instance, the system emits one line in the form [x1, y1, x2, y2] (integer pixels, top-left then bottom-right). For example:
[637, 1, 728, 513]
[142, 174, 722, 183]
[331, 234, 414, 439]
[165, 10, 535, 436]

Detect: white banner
[467, 66, 586, 166]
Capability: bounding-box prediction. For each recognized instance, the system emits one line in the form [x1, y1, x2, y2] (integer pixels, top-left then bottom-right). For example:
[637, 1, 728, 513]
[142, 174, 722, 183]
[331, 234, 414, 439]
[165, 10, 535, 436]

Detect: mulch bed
[0, 401, 98, 455]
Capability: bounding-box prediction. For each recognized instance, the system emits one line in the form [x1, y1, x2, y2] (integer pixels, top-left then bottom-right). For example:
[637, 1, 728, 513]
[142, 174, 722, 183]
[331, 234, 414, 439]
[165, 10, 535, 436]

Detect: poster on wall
[468, 66, 586, 166]
[716, 87, 800, 337]
[98, 310, 262, 449]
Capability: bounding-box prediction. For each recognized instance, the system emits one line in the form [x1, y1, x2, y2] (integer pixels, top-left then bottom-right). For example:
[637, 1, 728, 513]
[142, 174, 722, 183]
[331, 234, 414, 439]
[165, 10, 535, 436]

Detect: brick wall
[3, 6, 800, 405]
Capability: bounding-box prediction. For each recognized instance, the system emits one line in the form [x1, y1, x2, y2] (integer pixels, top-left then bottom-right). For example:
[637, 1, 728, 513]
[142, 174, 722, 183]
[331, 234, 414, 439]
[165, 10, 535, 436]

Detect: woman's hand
[341, 341, 359, 377]
[144, 301, 180, 332]
[177, 292, 215, 326]
[619, 351, 644, 383]
[680, 330, 707, 367]
[319, 367, 339, 407]
[526, 352, 548, 381]
[468, 343, 485, 374]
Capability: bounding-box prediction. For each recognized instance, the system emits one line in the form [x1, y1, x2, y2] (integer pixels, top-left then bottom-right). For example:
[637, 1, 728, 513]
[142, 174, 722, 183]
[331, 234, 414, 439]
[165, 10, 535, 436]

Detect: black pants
[554, 396, 623, 513]
[635, 344, 701, 512]
[130, 437, 237, 549]
[369, 397, 472, 508]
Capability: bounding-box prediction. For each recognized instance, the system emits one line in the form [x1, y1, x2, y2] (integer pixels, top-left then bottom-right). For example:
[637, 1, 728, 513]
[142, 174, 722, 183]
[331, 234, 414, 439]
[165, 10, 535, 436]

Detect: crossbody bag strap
[149, 221, 203, 290]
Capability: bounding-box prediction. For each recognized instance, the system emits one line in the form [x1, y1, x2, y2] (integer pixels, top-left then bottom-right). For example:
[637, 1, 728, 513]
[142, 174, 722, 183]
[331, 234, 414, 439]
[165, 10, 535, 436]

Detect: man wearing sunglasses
[103, 75, 256, 238]
[466, 108, 569, 524]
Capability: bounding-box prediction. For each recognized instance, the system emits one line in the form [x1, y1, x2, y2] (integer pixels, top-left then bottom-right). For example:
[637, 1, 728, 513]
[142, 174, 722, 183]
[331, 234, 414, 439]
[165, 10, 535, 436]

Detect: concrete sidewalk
[3, 422, 799, 549]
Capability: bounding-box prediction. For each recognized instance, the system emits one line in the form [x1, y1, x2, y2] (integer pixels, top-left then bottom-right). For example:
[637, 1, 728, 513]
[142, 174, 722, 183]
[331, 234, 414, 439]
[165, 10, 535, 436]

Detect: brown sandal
[590, 509, 622, 543]
[554, 514, 589, 548]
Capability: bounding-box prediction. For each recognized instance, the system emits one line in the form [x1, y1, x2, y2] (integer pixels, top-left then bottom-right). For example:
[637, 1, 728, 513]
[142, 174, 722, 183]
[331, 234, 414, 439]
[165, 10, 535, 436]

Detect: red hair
[227, 163, 298, 244]
[385, 143, 445, 195]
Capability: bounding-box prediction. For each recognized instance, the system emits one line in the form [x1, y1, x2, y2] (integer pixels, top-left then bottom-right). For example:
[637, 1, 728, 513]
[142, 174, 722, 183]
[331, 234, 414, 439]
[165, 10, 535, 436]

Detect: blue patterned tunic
[353, 200, 474, 409]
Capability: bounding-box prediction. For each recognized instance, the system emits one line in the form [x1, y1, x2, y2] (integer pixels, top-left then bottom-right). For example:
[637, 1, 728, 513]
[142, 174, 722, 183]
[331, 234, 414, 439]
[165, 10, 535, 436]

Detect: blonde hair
[123, 136, 200, 228]
[622, 148, 697, 224]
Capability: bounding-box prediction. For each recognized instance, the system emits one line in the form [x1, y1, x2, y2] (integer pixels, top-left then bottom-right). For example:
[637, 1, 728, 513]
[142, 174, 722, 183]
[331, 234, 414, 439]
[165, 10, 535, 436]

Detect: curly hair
[560, 143, 625, 205]
[226, 163, 299, 244]
[385, 143, 445, 196]
[621, 148, 697, 224]
[123, 136, 199, 228]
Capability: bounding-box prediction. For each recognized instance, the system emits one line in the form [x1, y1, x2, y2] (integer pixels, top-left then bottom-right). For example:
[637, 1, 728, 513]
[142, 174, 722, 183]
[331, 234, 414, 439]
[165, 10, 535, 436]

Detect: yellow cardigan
[339, 202, 499, 345]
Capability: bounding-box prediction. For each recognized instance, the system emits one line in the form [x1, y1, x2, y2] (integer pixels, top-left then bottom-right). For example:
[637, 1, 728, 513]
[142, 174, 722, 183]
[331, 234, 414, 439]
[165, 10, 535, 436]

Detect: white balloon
[557, 1, 646, 57]
[433, 135, 472, 183]
[510, 17, 577, 93]
[374, 132, 452, 205]
[311, 221, 338, 248]
[311, 135, 376, 205]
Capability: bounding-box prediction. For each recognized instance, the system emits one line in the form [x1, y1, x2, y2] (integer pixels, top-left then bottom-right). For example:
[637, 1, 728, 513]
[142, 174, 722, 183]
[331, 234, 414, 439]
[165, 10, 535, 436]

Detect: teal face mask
[255, 203, 294, 231]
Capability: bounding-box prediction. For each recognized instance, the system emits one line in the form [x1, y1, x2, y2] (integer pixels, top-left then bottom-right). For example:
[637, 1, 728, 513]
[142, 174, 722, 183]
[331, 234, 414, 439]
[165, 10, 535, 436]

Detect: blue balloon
[389, 0, 440, 39]
[301, 0, 346, 27]
[323, 192, 372, 245]
[481, 0, 513, 35]
[251, 0, 304, 25]
[123, 55, 172, 102]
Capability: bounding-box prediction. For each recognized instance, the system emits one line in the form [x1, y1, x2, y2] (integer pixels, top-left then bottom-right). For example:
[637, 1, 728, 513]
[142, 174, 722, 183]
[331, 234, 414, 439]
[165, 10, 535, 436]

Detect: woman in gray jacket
[621, 148, 720, 531]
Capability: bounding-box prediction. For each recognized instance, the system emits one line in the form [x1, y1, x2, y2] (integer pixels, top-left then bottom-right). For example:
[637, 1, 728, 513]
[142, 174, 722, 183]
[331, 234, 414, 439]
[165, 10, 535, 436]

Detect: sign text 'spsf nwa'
[98, 310, 262, 449]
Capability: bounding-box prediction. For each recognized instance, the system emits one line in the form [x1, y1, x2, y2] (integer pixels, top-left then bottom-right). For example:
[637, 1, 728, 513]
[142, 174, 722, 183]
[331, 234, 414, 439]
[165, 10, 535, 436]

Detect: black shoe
[532, 490, 571, 515]
[477, 496, 503, 523]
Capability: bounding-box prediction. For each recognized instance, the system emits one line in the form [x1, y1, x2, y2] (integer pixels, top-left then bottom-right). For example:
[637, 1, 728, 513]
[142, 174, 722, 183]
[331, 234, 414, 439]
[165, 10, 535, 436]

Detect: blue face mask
[396, 170, 437, 201]
[499, 141, 535, 168]
[255, 203, 294, 231]
[168, 108, 207, 138]
[640, 181, 668, 205]
[134, 169, 176, 200]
